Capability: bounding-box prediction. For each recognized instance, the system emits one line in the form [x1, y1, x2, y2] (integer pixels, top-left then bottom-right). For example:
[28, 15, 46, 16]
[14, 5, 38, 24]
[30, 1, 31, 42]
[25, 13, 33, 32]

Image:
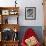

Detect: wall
[18, 0, 44, 26]
[0, 0, 44, 26]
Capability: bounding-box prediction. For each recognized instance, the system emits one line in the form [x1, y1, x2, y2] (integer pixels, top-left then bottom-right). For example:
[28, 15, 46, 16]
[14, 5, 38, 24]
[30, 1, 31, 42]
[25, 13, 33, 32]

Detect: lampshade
[13, 28, 17, 32]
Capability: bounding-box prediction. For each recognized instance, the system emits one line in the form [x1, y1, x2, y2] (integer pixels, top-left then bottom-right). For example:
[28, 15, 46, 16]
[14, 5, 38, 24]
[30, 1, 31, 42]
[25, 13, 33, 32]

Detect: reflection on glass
[1, 28, 18, 41]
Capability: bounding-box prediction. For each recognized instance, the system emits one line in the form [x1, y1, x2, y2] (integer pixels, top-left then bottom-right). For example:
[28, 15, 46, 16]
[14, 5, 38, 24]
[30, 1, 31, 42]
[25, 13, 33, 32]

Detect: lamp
[14, 28, 17, 32]
[15, 0, 17, 7]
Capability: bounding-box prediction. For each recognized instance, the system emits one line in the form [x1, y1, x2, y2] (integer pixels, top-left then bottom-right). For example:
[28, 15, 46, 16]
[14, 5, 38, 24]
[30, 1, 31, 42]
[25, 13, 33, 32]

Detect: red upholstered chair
[21, 28, 41, 46]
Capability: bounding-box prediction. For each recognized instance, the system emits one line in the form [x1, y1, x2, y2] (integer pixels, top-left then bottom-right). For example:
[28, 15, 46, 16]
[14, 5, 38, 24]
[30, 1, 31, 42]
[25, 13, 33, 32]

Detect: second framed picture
[25, 7, 36, 20]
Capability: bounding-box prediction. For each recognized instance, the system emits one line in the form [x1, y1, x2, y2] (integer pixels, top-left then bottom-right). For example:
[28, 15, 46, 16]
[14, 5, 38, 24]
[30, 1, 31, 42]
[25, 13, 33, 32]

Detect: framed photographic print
[25, 7, 36, 20]
[2, 10, 9, 15]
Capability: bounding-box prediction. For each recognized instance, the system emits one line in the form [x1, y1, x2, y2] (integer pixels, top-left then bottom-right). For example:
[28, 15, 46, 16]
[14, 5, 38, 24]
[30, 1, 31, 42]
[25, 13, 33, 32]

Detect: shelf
[0, 7, 19, 46]
[2, 40, 19, 43]
[0, 7, 19, 10]
[0, 7, 19, 24]
[1, 15, 18, 24]
[1, 40, 19, 46]
[0, 7, 19, 16]
[0, 24, 19, 32]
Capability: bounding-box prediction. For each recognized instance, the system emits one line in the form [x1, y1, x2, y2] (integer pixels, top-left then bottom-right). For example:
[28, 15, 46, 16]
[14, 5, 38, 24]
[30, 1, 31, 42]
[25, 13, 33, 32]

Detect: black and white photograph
[25, 7, 36, 20]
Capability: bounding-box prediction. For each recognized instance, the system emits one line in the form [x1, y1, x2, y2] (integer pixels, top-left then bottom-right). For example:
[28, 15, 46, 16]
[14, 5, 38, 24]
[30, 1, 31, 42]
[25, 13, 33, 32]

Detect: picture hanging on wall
[25, 7, 36, 20]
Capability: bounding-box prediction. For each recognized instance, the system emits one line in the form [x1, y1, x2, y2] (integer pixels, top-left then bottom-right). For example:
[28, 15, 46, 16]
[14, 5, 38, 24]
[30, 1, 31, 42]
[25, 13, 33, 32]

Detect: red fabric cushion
[21, 28, 41, 46]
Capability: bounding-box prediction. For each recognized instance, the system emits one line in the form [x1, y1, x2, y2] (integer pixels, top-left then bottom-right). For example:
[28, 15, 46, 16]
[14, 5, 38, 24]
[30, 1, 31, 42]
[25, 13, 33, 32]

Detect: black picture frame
[25, 7, 36, 20]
